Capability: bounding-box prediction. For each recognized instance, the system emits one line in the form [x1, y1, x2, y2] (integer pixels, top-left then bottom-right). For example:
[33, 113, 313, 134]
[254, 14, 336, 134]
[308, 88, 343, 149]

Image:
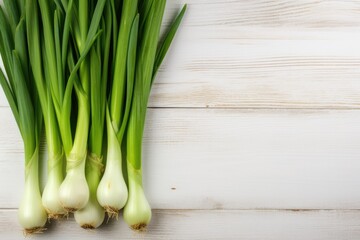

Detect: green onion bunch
[0, 0, 186, 234]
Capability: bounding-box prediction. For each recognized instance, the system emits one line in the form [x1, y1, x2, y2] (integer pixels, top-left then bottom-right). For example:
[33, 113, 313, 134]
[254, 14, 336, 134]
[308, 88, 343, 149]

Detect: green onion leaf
[0, 69, 19, 128]
[0, 6, 15, 89]
[117, 14, 139, 141]
[153, 4, 187, 82]
[3, 0, 20, 35]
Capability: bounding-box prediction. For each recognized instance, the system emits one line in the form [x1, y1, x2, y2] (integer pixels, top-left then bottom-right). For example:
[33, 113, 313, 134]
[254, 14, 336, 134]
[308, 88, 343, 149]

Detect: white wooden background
[2, 0, 360, 239]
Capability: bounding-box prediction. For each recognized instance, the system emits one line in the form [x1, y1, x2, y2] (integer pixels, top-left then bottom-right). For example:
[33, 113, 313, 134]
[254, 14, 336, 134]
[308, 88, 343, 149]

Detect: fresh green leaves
[0, 69, 19, 127]
[0, 6, 15, 90]
[117, 14, 139, 142]
[0, 2, 42, 161]
[0, 0, 187, 232]
[122, 1, 166, 168]
[153, 4, 187, 81]
[3, 0, 20, 35]
[110, 0, 138, 131]
[12, 50, 35, 155]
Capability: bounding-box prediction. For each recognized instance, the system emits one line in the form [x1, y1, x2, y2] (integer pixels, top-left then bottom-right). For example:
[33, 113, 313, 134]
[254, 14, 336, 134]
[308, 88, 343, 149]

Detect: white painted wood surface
[1, 0, 360, 238]
[2, 209, 360, 240]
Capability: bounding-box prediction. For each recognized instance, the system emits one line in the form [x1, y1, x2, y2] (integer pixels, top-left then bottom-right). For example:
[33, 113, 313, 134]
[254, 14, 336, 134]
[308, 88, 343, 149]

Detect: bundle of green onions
[0, 0, 186, 234]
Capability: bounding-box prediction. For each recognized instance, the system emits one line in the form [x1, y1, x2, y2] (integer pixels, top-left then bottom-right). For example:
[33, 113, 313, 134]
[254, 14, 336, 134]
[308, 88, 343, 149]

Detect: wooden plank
[163, 0, 360, 27]
[2, 107, 360, 209]
[4, 0, 360, 108]
[0, 209, 360, 239]
[157, 0, 360, 108]
[2, 1, 360, 108]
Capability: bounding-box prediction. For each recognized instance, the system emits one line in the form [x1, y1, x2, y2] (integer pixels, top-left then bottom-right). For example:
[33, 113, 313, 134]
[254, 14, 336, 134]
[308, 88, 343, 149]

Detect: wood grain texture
[1, 209, 360, 239]
[126, 0, 360, 109]
[1, 0, 360, 238]
[163, 0, 360, 27]
[3, 1, 360, 109]
[2, 108, 360, 210]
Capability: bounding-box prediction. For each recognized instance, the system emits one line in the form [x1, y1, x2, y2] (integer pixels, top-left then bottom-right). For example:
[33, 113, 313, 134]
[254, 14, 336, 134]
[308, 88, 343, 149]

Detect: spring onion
[0, 1, 47, 233]
[37, 0, 106, 212]
[124, 1, 187, 231]
[25, 0, 66, 219]
[74, 1, 114, 228]
[97, 0, 138, 218]
[0, 0, 187, 233]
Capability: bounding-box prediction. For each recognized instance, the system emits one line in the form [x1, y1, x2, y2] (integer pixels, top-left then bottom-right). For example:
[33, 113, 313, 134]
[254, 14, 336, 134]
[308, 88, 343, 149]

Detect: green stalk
[72, 71, 90, 160]
[60, 52, 91, 211]
[26, 0, 66, 219]
[38, 0, 63, 107]
[14, 49, 47, 234]
[60, 0, 91, 211]
[97, 0, 138, 217]
[35, 0, 107, 212]
[59, 88, 90, 212]
[110, 0, 138, 129]
[124, 1, 187, 231]
[127, 0, 167, 179]
[75, 1, 113, 228]
[123, 0, 166, 228]
[73, 0, 91, 159]
[0, 2, 47, 233]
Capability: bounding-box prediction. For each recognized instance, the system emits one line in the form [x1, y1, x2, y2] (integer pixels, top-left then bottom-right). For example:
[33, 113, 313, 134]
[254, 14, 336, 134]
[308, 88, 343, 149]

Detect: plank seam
[2, 208, 360, 211]
[147, 107, 360, 110]
[3, 105, 360, 110]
